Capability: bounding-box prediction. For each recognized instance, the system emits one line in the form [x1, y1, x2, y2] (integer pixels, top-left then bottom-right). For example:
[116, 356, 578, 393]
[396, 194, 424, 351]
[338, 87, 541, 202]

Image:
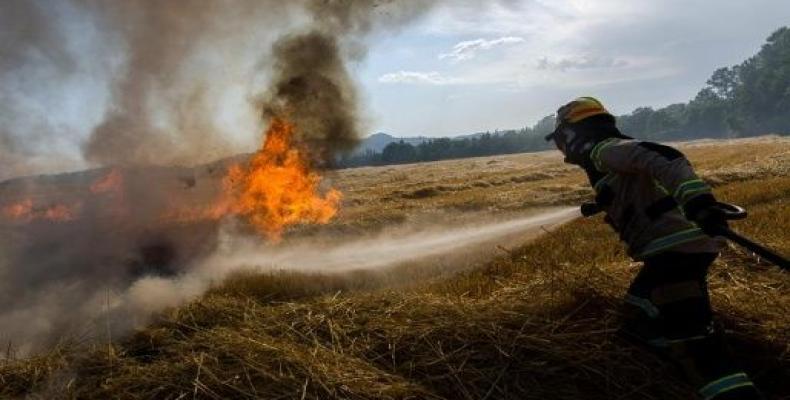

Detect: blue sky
[359, 0, 790, 136]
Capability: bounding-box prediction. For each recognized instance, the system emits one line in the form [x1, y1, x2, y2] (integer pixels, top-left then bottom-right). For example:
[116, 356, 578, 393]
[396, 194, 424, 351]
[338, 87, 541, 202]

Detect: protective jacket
[586, 138, 724, 260]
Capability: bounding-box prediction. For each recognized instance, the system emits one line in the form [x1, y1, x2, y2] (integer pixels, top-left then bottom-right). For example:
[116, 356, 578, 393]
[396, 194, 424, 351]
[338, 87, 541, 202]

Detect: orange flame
[224, 117, 341, 241]
[2, 199, 33, 220]
[42, 204, 75, 222]
[91, 168, 123, 194]
[159, 198, 233, 224]
[2, 199, 77, 223]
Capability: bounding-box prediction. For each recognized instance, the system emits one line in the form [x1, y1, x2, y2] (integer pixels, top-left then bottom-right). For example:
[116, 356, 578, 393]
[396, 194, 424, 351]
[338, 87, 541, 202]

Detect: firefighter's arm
[590, 139, 716, 218]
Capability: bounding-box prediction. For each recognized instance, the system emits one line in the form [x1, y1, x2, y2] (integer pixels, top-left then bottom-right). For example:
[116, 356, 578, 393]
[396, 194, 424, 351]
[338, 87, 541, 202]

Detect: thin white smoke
[119, 207, 579, 319]
[207, 207, 579, 272]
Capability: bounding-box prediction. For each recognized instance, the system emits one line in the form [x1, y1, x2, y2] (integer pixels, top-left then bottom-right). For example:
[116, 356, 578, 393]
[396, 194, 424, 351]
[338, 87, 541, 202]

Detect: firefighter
[545, 97, 762, 400]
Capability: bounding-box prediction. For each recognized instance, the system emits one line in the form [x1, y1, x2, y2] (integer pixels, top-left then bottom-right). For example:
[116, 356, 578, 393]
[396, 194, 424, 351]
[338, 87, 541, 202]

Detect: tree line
[339, 115, 556, 167]
[339, 26, 790, 168]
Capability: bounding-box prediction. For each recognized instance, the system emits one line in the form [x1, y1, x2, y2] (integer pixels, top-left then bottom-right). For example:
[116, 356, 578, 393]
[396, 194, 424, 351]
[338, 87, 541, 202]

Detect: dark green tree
[381, 140, 417, 164]
[730, 27, 790, 135]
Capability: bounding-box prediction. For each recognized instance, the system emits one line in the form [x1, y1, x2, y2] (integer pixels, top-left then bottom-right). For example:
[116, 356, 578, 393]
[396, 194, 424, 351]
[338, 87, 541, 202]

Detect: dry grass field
[1, 136, 789, 399]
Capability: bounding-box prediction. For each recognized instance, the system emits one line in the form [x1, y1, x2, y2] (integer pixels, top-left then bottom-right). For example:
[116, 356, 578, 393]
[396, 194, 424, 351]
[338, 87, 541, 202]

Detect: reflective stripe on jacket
[588, 139, 723, 260]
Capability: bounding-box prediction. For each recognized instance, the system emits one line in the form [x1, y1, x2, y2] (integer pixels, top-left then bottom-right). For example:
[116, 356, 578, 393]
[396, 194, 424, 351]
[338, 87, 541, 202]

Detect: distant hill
[355, 131, 513, 155]
[355, 133, 431, 154]
[341, 123, 553, 168]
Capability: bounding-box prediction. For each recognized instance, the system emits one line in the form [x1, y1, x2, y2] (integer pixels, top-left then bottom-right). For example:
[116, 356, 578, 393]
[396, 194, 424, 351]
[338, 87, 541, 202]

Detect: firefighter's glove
[684, 194, 729, 236]
[580, 202, 601, 217]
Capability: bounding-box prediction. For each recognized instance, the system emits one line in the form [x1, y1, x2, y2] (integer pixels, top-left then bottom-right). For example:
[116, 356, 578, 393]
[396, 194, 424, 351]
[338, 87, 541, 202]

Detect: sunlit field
[2, 136, 789, 399]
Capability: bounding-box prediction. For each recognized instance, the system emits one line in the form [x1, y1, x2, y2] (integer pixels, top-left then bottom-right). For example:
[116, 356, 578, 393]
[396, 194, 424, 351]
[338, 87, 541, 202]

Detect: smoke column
[80, 0, 450, 169]
[0, 0, 469, 356]
[0, 0, 80, 181]
[260, 32, 360, 167]
[79, 0, 292, 167]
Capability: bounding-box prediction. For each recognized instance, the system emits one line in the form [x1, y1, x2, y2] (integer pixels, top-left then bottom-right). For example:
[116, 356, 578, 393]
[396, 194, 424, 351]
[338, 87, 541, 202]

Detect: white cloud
[378, 71, 459, 85]
[422, 1, 646, 37]
[536, 55, 629, 71]
[438, 36, 525, 62]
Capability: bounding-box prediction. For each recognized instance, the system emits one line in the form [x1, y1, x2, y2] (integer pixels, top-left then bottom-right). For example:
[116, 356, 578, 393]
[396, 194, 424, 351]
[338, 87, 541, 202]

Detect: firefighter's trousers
[622, 252, 762, 400]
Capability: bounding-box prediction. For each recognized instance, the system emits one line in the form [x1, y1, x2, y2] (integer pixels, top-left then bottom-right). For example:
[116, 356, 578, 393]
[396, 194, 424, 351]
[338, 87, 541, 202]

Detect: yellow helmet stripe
[567, 107, 608, 123]
[556, 96, 613, 126]
[578, 96, 604, 107]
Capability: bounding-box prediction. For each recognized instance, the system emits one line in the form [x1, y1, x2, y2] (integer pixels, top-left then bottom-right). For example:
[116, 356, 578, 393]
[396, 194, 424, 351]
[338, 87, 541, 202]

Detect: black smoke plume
[261, 31, 360, 166]
[0, 0, 454, 356]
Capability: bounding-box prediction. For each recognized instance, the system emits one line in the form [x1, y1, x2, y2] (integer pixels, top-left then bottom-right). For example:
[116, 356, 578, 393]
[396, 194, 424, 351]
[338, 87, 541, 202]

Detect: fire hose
[580, 201, 790, 271]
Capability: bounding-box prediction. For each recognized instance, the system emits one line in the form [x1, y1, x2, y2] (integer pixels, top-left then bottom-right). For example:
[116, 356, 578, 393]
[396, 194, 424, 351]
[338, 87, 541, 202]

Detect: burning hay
[1, 199, 78, 223]
[90, 168, 123, 195]
[224, 117, 342, 241]
[160, 117, 343, 240]
[1, 139, 789, 399]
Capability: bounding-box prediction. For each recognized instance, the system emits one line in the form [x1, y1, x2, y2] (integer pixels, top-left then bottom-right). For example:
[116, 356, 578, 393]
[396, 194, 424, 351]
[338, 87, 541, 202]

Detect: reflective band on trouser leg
[699, 372, 756, 400]
[639, 228, 708, 259]
[594, 172, 615, 193]
[619, 294, 664, 348]
[651, 280, 712, 342]
[623, 294, 659, 318]
[647, 332, 712, 349]
[642, 283, 712, 350]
